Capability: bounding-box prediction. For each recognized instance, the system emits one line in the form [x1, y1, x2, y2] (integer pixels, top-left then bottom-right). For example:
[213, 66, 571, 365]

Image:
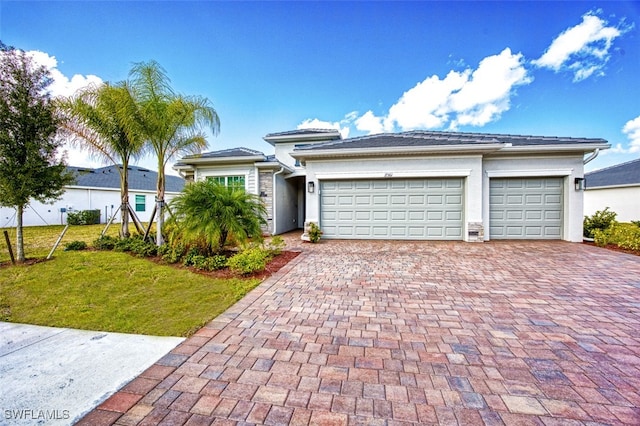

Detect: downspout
[583, 148, 600, 165]
[272, 167, 285, 235]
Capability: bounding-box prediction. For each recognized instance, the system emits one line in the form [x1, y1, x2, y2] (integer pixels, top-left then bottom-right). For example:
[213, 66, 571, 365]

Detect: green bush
[594, 222, 640, 251]
[267, 235, 285, 256]
[93, 235, 117, 250]
[67, 209, 101, 225]
[204, 255, 227, 271]
[159, 242, 187, 264]
[129, 238, 157, 257]
[308, 222, 322, 243]
[631, 220, 640, 227]
[63, 240, 87, 251]
[182, 247, 202, 267]
[113, 236, 156, 257]
[583, 207, 617, 239]
[227, 247, 271, 275]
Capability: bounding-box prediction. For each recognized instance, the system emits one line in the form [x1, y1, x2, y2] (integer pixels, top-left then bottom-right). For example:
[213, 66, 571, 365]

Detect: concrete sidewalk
[0, 322, 183, 425]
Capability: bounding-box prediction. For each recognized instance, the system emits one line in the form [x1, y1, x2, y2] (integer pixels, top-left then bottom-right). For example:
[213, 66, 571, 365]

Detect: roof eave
[178, 155, 266, 165]
[291, 144, 506, 160]
[264, 131, 342, 145]
[494, 143, 611, 154]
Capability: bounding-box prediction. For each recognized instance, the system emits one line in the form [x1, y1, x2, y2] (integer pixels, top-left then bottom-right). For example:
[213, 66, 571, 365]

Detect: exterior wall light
[574, 177, 585, 191]
[308, 181, 315, 193]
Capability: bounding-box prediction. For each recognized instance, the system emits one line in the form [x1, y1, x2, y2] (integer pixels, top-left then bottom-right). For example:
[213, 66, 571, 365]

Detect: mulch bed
[582, 241, 640, 257]
[148, 250, 301, 280]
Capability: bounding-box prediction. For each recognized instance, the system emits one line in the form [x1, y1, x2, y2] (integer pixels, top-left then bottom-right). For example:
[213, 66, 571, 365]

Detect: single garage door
[320, 178, 463, 240]
[490, 177, 563, 239]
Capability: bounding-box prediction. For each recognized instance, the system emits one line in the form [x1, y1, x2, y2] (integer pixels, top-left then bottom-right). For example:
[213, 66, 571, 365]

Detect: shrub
[594, 222, 640, 251]
[204, 255, 228, 271]
[308, 222, 322, 243]
[631, 220, 640, 227]
[182, 247, 203, 267]
[113, 236, 156, 257]
[93, 235, 117, 250]
[267, 235, 285, 256]
[159, 242, 187, 264]
[189, 254, 227, 271]
[129, 238, 157, 257]
[583, 207, 617, 239]
[67, 209, 101, 225]
[227, 247, 271, 275]
[63, 240, 87, 251]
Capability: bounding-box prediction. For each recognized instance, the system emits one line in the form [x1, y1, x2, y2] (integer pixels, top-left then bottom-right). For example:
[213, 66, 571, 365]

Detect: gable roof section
[68, 165, 184, 193]
[264, 128, 342, 145]
[292, 130, 609, 159]
[585, 158, 640, 188]
[175, 147, 267, 167]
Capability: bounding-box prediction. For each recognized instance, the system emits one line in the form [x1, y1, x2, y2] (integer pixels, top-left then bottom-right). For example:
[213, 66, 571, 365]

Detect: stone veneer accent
[259, 170, 274, 234]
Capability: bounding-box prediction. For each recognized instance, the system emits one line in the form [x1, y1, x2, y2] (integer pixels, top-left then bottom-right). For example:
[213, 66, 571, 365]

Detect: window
[208, 175, 245, 190]
[135, 195, 145, 212]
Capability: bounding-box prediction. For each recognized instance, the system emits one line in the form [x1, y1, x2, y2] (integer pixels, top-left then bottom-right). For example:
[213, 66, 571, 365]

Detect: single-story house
[584, 157, 640, 222]
[0, 165, 184, 227]
[174, 129, 609, 242]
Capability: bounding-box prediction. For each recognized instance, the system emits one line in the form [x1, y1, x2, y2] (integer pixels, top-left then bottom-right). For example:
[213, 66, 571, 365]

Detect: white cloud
[532, 11, 629, 82]
[297, 114, 355, 139]
[27, 50, 103, 98]
[355, 110, 385, 134]
[355, 48, 531, 134]
[622, 115, 640, 153]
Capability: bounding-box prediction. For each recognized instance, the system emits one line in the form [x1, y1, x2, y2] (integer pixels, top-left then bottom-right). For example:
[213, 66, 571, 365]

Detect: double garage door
[489, 177, 563, 239]
[319, 176, 564, 241]
[320, 178, 464, 240]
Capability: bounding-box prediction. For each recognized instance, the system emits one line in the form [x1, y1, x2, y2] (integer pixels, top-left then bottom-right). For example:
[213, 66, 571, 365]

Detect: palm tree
[58, 82, 144, 238]
[170, 180, 266, 253]
[127, 61, 220, 245]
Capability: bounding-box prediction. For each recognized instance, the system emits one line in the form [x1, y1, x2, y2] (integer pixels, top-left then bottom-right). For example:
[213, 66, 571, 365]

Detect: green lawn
[0, 224, 260, 336]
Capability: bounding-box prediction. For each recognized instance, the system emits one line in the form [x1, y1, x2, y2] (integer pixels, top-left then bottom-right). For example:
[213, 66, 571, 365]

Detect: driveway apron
[79, 239, 640, 425]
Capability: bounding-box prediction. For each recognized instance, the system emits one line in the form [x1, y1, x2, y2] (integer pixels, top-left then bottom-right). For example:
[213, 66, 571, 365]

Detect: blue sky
[1, 1, 638, 174]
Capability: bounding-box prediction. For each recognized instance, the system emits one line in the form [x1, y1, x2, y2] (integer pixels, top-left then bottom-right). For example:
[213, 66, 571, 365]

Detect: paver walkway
[79, 237, 640, 425]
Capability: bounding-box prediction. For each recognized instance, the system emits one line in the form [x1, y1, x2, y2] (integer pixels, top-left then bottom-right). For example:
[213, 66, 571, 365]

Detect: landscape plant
[169, 179, 266, 253]
[593, 222, 640, 251]
[58, 82, 145, 238]
[126, 61, 220, 246]
[227, 245, 271, 275]
[308, 222, 322, 243]
[63, 240, 87, 251]
[66, 209, 101, 225]
[0, 42, 74, 261]
[583, 207, 617, 239]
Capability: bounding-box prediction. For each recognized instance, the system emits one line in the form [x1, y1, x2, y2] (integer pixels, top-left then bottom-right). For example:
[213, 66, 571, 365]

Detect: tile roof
[68, 165, 184, 193]
[265, 129, 341, 138]
[182, 147, 266, 159]
[294, 130, 607, 151]
[585, 157, 640, 188]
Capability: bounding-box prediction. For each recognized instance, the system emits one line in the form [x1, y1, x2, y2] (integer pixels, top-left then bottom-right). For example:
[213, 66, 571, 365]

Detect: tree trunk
[155, 163, 165, 246]
[16, 204, 25, 262]
[120, 163, 130, 238]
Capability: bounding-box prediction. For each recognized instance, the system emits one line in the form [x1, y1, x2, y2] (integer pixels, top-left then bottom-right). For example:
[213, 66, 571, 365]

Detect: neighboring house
[174, 129, 609, 242]
[0, 165, 184, 227]
[584, 158, 640, 222]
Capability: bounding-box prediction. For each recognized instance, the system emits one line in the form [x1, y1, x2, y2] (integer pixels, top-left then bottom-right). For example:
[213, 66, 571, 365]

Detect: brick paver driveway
[80, 238, 640, 425]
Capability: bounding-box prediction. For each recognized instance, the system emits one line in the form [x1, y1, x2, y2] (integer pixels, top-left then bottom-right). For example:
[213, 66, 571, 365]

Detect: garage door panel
[320, 178, 463, 240]
[490, 177, 563, 240]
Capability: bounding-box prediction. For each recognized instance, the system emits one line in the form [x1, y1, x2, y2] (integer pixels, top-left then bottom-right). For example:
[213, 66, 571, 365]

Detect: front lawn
[0, 224, 261, 336]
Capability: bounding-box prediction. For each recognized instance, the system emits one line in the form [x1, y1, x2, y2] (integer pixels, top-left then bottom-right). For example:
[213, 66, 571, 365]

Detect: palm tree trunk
[120, 163, 130, 238]
[16, 204, 25, 262]
[155, 164, 165, 246]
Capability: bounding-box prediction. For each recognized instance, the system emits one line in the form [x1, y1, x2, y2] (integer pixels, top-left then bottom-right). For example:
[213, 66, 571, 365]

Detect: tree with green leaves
[58, 82, 145, 238]
[127, 61, 220, 245]
[0, 42, 74, 261]
[169, 180, 266, 253]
